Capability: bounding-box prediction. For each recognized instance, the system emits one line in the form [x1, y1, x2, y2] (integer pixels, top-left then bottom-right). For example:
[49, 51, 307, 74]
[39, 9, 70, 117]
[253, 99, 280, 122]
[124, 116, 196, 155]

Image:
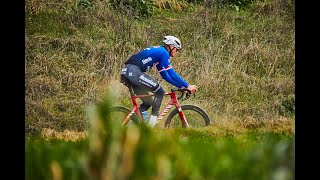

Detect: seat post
[128, 85, 135, 96]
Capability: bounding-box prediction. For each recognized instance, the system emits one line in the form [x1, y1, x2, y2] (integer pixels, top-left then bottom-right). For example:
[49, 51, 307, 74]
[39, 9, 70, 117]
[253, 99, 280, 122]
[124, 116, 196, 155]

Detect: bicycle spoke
[109, 106, 140, 126]
[111, 111, 131, 125]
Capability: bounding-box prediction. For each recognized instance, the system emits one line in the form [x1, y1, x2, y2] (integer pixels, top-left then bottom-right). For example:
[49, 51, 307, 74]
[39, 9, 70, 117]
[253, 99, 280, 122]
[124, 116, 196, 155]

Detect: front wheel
[164, 105, 211, 128]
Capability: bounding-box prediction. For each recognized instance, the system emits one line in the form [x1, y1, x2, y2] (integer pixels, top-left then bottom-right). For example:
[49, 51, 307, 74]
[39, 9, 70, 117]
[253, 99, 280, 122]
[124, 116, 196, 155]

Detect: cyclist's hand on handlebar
[187, 85, 197, 94]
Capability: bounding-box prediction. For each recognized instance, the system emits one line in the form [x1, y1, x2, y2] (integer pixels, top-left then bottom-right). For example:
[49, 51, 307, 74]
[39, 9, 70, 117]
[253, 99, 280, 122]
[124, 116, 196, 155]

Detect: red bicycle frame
[122, 91, 189, 127]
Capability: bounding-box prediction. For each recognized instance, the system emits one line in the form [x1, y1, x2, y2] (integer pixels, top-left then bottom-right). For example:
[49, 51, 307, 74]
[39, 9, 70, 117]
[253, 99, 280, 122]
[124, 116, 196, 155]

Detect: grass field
[25, 0, 294, 136]
[25, 0, 295, 179]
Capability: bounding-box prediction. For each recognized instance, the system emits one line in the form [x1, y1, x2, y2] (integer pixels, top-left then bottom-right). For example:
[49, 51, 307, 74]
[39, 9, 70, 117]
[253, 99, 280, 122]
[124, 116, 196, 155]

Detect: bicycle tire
[164, 105, 211, 128]
[108, 106, 140, 126]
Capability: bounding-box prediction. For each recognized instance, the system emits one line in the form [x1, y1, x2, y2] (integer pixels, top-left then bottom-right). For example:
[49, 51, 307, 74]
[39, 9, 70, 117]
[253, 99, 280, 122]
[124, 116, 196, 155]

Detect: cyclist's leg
[123, 64, 165, 126]
[121, 69, 153, 113]
[131, 87, 152, 112]
[131, 85, 153, 121]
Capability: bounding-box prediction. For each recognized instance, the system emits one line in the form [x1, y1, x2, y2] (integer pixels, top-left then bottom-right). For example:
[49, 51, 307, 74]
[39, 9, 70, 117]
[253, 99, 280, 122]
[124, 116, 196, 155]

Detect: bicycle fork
[175, 104, 190, 128]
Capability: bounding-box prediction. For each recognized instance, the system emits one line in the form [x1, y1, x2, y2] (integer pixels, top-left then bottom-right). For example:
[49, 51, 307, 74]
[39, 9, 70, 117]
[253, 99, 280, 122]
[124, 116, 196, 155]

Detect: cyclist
[120, 35, 197, 127]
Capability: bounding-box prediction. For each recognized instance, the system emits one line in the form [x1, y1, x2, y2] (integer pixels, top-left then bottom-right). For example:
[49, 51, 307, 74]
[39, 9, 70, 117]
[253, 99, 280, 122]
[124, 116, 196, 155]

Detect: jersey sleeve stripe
[158, 66, 172, 72]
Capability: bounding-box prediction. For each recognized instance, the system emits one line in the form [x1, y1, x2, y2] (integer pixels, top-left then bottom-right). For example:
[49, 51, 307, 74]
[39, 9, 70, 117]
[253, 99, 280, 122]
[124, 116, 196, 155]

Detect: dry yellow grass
[40, 115, 294, 141]
[41, 128, 88, 141]
[154, 0, 189, 11]
[26, 0, 294, 136]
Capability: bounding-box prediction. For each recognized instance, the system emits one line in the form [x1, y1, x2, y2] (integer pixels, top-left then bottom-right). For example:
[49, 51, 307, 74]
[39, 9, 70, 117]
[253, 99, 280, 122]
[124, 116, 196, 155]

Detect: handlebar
[171, 88, 196, 101]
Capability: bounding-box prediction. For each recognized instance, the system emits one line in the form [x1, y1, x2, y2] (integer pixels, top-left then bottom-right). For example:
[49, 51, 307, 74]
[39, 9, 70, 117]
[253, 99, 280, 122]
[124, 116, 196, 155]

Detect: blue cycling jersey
[128, 46, 189, 88]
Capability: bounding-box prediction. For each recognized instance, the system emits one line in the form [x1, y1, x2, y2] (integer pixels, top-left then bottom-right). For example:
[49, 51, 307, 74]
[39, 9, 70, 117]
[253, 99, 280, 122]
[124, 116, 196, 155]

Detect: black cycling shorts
[121, 64, 162, 93]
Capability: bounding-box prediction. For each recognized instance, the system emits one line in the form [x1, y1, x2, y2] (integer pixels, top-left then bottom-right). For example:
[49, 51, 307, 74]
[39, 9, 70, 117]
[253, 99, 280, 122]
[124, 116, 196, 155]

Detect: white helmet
[163, 36, 182, 49]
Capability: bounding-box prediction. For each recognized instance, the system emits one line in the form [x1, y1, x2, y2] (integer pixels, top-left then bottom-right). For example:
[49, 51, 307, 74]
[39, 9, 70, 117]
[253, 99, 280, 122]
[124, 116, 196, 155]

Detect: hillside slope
[25, 0, 295, 135]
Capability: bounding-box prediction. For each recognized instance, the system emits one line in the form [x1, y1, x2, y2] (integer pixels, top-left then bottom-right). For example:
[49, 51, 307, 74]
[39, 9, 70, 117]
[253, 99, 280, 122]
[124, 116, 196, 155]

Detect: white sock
[148, 115, 158, 127]
[127, 120, 134, 127]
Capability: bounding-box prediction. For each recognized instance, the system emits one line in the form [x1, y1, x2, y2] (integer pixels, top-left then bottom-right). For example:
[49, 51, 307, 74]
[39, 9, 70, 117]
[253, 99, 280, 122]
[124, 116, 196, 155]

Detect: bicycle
[109, 82, 211, 128]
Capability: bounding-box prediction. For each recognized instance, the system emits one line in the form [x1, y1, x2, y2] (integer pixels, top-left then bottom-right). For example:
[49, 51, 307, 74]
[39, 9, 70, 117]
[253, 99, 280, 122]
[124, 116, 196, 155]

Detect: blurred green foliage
[26, 131, 294, 179]
[26, 91, 294, 179]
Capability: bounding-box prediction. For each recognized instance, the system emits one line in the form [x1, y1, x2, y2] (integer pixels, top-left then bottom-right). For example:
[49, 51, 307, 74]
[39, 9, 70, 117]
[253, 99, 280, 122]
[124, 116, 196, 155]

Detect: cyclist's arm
[166, 68, 189, 88]
[159, 69, 186, 88]
[155, 48, 189, 88]
[157, 63, 189, 88]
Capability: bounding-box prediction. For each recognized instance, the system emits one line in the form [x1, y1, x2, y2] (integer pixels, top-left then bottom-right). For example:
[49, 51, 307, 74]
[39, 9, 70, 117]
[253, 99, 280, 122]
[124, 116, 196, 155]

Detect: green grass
[26, 138, 89, 180]
[26, 129, 294, 180]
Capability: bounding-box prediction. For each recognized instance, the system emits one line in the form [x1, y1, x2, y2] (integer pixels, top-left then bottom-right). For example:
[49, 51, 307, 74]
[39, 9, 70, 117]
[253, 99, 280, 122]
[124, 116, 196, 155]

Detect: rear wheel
[108, 106, 140, 126]
[164, 105, 211, 128]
